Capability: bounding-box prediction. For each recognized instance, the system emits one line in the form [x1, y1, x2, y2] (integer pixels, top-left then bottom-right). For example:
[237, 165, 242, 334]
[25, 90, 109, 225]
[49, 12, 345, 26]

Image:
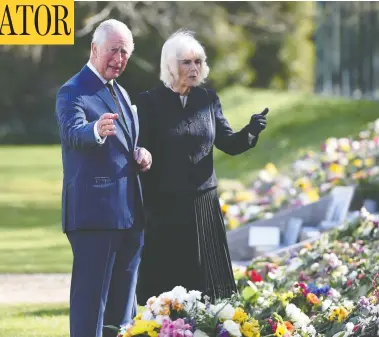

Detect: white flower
[336, 265, 349, 276]
[197, 301, 206, 311]
[328, 288, 341, 299]
[141, 310, 154, 321]
[187, 290, 202, 302]
[171, 286, 188, 303]
[286, 304, 310, 328]
[223, 320, 242, 337]
[345, 322, 354, 334]
[151, 298, 166, 315]
[343, 300, 354, 311]
[302, 325, 316, 337]
[193, 330, 210, 337]
[227, 205, 240, 217]
[212, 303, 235, 320]
[311, 262, 320, 271]
[348, 271, 358, 280]
[287, 257, 303, 272]
[257, 297, 265, 305]
[322, 299, 332, 312]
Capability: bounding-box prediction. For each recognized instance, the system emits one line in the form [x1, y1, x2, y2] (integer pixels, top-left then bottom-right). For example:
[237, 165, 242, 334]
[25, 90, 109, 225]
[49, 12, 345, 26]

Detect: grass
[214, 86, 379, 183]
[0, 146, 71, 273]
[0, 86, 378, 273]
[0, 303, 69, 337]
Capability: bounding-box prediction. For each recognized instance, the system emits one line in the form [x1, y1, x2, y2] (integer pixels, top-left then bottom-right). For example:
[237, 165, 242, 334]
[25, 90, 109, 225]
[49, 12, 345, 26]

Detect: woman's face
[176, 52, 202, 89]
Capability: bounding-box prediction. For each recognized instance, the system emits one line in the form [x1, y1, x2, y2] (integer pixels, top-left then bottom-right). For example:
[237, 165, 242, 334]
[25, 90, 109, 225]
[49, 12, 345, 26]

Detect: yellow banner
[0, 0, 74, 45]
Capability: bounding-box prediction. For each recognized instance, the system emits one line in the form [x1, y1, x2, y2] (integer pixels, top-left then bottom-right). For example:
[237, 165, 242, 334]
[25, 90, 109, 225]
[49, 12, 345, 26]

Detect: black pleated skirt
[136, 187, 237, 305]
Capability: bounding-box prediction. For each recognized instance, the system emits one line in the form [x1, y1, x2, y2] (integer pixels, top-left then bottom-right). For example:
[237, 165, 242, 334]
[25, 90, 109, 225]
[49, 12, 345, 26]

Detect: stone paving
[0, 274, 71, 304]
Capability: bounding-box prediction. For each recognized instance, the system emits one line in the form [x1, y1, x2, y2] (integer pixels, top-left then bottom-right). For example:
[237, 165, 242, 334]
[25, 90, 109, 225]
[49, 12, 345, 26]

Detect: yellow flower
[265, 163, 278, 176]
[279, 292, 294, 306]
[328, 307, 340, 321]
[353, 159, 363, 168]
[235, 191, 254, 203]
[329, 163, 344, 175]
[133, 313, 143, 321]
[241, 319, 260, 337]
[339, 143, 351, 152]
[328, 306, 348, 322]
[365, 157, 375, 167]
[294, 177, 312, 191]
[233, 308, 248, 324]
[221, 204, 229, 214]
[228, 217, 240, 230]
[337, 307, 348, 322]
[352, 171, 367, 180]
[274, 324, 287, 337]
[127, 320, 161, 337]
[305, 188, 319, 202]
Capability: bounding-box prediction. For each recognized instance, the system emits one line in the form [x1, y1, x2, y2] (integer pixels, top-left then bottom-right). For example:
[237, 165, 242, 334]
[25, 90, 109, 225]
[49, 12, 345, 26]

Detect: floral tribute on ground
[234, 207, 379, 337]
[221, 119, 379, 230]
[116, 208, 379, 337]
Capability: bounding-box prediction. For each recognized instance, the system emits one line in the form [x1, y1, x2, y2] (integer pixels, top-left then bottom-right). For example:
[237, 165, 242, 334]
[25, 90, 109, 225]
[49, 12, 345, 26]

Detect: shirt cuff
[94, 121, 107, 145]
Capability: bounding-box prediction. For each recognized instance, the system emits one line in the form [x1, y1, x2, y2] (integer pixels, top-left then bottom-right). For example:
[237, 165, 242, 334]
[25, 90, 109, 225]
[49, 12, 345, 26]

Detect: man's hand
[134, 147, 152, 172]
[97, 113, 119, 137]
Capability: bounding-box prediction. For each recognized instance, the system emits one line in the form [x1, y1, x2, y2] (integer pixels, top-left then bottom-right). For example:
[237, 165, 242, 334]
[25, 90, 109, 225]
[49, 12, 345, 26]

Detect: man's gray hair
[160, 29, 210, 87]
[92, 19, 134, 55]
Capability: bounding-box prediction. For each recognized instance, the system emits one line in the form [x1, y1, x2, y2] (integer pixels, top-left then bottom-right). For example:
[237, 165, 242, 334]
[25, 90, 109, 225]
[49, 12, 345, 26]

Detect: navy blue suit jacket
[55, 65, 143, 232]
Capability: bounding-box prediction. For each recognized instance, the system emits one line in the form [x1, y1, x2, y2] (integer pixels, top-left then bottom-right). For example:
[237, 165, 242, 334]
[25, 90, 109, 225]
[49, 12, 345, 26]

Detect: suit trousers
[66, 227, 144, 337]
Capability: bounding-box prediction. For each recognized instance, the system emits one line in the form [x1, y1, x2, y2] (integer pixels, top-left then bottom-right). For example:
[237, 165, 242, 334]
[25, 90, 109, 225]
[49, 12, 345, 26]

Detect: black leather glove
[247, 108, 269, 136]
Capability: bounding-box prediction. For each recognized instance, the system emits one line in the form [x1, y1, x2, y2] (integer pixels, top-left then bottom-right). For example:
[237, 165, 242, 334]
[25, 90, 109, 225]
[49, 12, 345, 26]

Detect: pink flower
[159, 319, 193, 337]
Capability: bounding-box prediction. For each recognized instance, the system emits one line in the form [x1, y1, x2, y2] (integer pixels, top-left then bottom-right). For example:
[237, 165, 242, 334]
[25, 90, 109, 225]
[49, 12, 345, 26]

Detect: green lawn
[214, 86, 379, 183]
[0, 146, 71, 273]
[0, 304, 69, 337]
[0, 86, 378, 273]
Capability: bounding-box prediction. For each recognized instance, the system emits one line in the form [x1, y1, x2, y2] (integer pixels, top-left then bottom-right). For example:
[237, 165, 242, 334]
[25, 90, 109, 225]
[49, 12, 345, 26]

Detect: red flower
[267, 319, 277, 333]
[250, 270, 263, 282]
[353, 324, 361, 332]
[295, 282, 309, 295]
[347, 279, 353, 287]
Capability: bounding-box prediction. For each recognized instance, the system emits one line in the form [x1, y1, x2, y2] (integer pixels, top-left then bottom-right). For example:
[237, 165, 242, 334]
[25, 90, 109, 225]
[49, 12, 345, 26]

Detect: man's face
[92, 31, 130, 81]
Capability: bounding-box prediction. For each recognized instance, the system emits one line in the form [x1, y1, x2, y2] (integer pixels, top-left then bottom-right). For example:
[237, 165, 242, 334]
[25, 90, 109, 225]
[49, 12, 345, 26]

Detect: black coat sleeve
[209, 89, 259, 155]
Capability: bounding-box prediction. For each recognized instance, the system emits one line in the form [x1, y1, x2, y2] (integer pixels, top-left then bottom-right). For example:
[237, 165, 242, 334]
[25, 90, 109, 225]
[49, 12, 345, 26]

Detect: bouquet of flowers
[117, 286, 260, 337]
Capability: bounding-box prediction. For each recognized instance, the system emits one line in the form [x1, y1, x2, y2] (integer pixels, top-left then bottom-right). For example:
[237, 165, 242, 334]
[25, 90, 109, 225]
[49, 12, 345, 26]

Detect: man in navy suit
[55, 19, 152, 337]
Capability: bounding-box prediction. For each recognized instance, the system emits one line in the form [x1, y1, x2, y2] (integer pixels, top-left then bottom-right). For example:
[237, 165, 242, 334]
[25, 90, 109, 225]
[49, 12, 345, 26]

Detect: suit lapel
[79, 65, 133, 152]
[115, 82, 139, 148]
[96, 86, 131, 152]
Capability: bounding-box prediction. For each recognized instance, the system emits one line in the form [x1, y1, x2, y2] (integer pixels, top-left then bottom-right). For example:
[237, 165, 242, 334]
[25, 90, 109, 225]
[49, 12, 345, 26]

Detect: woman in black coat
[136, 29, 268, 304]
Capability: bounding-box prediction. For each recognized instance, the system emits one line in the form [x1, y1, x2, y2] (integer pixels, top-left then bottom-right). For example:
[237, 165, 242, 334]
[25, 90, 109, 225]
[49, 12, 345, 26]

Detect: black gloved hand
[247, 108, 269, 136]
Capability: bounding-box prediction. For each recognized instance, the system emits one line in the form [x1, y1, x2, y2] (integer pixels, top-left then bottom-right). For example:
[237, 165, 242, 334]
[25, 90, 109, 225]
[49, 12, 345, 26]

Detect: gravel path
[0, 274, 71, 304]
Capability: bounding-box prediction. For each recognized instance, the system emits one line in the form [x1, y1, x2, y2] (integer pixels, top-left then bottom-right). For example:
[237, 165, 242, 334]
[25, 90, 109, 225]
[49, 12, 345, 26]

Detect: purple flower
[219, 329, 231, 337]
[359, 296, 370, 308]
